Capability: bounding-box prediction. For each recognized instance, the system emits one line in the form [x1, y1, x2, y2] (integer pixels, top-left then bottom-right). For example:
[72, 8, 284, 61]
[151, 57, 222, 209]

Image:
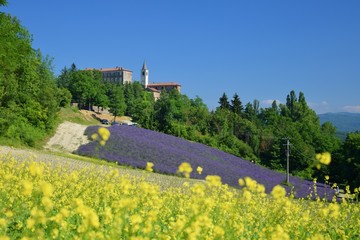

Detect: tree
[339, 132, 360, 188]
[108, 85, 126, 121]
[153, 91, 174, 132]
[71, 70, 103, 110]
[57, 64, 77, 89]
[231, 93, 243, 116]
[188, 96, 210, 134]
[218, 92, 230, 110]
[0, 12, 61, 146]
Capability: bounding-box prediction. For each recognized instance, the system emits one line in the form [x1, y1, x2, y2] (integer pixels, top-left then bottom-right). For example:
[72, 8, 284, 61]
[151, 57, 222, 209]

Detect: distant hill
[318, 112, 360, 133]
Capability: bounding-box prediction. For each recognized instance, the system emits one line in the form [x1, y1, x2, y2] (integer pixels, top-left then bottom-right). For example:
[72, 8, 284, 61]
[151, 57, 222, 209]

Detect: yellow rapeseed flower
[26, 218, 36, 229]
[238, 178, 245, 186]
[91, 133, 98, 140]
[196, 166, 203, 175]
[213, 225, 225, 238]
[177, 162, 193, 178]
[22, 180, 33, 196]
[29, 162, 44, 177]
[98, 127, 110, 141]
[146, 162, 154, 172]
[205, 175, 222, 187]
[0, 218, 6, 227]
[40, 181, 53, 197]
[316, 152, 331, 165]
[271, 185, 286, 199]
[87, 210, 100, 229]
[41, 197, 53, 211]
[270, 225, 289, 240]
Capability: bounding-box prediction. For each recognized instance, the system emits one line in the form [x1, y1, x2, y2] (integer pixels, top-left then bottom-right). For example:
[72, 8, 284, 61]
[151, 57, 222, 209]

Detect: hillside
[318, 112, 360, 133]
[76, 125, 335, 199]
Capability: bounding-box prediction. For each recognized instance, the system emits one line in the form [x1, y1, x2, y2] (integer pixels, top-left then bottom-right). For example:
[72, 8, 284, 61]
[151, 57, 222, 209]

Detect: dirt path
[44, 121, 90, 153]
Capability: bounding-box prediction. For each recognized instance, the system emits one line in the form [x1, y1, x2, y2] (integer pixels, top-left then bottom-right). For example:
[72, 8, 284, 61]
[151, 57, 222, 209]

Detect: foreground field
[1, 148, 360, 239]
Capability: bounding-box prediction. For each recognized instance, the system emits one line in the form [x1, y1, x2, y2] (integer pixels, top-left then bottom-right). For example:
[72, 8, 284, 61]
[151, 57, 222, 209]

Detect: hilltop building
[140, 61, 181, 100]
[85, 62, 181, 100]
[85, 67, 132, 84]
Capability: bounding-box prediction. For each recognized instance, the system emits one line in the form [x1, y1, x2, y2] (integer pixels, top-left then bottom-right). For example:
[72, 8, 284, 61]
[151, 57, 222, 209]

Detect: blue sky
[4, 0, 360, 113]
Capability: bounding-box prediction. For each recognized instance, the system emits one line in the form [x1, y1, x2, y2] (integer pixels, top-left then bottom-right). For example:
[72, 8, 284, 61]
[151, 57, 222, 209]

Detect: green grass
[58, 107, 99, 125]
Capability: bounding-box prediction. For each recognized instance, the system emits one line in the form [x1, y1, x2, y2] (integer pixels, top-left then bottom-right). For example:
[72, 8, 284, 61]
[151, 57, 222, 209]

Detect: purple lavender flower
[76, 125, 335, 200]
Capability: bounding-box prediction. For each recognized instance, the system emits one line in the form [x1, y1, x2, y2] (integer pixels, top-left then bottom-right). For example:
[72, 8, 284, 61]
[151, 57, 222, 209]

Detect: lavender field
[76, 125, 335, 199]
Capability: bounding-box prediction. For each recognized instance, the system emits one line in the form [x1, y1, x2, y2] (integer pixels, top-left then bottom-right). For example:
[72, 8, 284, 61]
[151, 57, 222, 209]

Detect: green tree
[339, 132, 360, 189]
[0, 12, 60, 146]
[231, 93, 243, 116]
[108, 85, 126, 121]
[71, 70, 103, 110]
[188, 96, 210, 134]
[218, 92, 231, 110]
[57, 63, 77, 89]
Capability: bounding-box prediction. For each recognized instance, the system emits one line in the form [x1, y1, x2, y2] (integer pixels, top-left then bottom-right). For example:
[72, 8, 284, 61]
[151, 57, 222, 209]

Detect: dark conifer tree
[218, 92, 230, 110]
[231, 93, 243, 116]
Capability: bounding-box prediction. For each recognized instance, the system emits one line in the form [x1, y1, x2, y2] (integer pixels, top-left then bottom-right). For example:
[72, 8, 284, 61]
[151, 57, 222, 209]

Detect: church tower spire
[141, 61, 149, 88]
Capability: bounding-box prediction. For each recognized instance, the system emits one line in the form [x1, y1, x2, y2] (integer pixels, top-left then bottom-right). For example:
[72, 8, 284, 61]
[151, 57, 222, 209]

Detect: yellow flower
[22, 180, 33, 196]
[238, 178, 245, 186]
[130, 214, 143, 225]
[0, 218, 6, 227]
[91, 133, 98, 140]
[213, 225, 225, 237]
[271, 185, 286, 199]
[26, 218, 36, 229]
[146, 162, 154, 172]
[205, 175, 222, 187]
[40, 181, 53, 197]
[98, 127, 110, 141]
[41, 197, 53, 211]
[196, 166, 203, 174]
[316, 152, 331, 165]
[29, 162, 44, 177]
[270, 224, 289, 240]
[87, 210, 100, 229]
[244, 176, 257, 190]
[60, 208, 70, 218]
[177, 162, 193, 178]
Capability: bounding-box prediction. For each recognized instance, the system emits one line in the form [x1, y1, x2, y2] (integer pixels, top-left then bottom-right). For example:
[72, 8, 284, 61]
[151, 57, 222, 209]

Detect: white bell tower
[141, 61, 149, 88]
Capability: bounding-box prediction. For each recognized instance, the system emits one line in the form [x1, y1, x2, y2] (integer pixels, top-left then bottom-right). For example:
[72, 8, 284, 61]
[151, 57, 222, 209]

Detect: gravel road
[44, 121, 90, 153]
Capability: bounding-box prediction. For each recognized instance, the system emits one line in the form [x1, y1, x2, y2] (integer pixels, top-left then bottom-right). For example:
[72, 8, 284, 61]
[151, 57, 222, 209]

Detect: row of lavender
[76, 125, 335, 199]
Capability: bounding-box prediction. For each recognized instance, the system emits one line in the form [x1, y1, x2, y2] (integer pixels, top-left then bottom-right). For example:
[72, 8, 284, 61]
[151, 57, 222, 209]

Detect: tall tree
[108, 85, 126, 121]
[218, 92, 230, 110]
[231, 93, 243, 116]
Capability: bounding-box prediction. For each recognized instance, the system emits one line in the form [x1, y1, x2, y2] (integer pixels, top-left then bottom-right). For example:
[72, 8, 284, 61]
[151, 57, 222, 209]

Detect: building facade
[141, 62, 181, 100]
[86, 67, 132, 84]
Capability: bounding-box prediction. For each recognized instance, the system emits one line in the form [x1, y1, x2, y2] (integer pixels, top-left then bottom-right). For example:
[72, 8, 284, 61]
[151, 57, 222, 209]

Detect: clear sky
[3, 0, 360, 113]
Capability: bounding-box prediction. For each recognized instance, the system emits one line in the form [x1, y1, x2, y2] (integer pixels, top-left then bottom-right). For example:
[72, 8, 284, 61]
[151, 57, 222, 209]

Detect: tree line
[1, 0, 359, 189]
